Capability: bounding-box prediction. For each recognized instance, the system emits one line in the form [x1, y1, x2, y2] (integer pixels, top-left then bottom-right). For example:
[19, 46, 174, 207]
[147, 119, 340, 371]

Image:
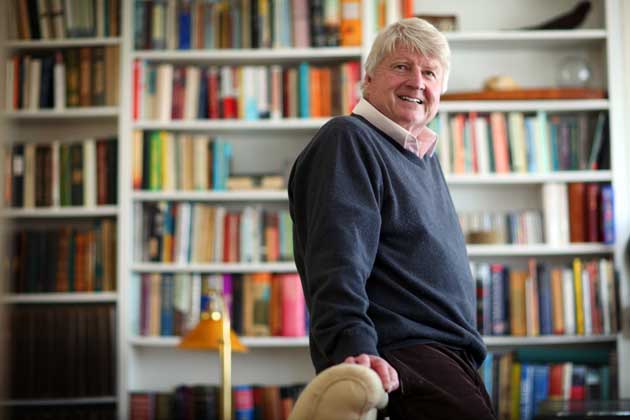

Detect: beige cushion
[289, 364, 389, 420]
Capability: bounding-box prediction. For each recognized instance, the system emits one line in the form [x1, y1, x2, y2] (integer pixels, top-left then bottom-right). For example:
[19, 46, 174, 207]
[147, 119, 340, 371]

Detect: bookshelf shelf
[2, 206, 119, 218]
[130, 335, 618, 349]
[131, 262, 297, 273]
[0, 397, 117, 407]
[466, 244, 614, 256]
[132, 47, 363, 63]
[5, 37, 122, 49]
[484, 334, 617, 347]
[130, 336, 309, 348]
[446, 171, 613, 184]
[132, 118, 328, 131]
[1, 292, 118, 304]
[445, 29, 607, 48]
[131, 190, 287, 202]
[439, 100, 609, 112]
[3, 108, 120, 119]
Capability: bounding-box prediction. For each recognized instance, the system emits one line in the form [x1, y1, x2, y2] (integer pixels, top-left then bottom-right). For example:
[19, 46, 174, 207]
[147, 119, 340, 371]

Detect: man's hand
[344, 354, 399, 392]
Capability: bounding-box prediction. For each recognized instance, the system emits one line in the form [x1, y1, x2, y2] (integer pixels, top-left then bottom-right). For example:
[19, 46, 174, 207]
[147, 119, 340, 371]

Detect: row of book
[472, 258, 618, 338]
[8, 221, 118, 293]
[136, 203, 293, 264]
[4, 138, 118, 208]
[130, 382, 306, 420]
[135, 272, 307, 338]
[8, 304, 116, 399]
[132, 132, 232, 191]
[9, 0, 121, 40]
[134, 0, 362, 50]
[543, 182, 615, 245]
[480, 349, 618, 420]
[459, 209, 544, 245]
[5, 47, 120, 110]
[435, 111, 610, 174]
[132, 60, 361, 120]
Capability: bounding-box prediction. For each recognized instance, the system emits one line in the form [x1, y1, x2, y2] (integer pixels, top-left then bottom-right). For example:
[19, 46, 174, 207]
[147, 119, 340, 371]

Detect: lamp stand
[220, 304, 232, 420]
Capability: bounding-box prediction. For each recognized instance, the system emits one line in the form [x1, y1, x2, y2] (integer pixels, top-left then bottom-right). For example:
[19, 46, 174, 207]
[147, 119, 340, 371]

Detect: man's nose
[407, 69, 426, 90]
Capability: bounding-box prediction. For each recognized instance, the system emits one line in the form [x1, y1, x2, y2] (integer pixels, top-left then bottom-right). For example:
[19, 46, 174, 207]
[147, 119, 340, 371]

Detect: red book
[96, 140, 107, 205]
[207, 66, 220, 119]
[587, 261, 603, 335]
[548, 364, 564, 399]
[585, 183, 601, 242]
[171, 66, 186, 119]
[132, 60, 141, 120]
[568, 182, 586, 242]
[281, 273, 306, 337]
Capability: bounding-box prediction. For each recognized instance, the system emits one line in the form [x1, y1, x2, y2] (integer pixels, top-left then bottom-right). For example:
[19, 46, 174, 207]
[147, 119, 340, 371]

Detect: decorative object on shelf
[179, 289, 247, 420]
[519, 1, 591, 30]
[483, 75, 521, 91]
[556, 56, 593, 88]
[441, 87, 606, 101]
[414, 15, 458, 32]
[467, 231, 501, 244]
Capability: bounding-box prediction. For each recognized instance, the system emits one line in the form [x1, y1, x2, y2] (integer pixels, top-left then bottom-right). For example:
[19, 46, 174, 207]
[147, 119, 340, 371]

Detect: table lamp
[179, 289, 247, 420]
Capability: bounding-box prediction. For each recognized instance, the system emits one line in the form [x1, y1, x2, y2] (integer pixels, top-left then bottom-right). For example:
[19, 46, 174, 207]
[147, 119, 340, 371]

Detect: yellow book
[573, 258, 584, 335]
[510, 362, 521, 420]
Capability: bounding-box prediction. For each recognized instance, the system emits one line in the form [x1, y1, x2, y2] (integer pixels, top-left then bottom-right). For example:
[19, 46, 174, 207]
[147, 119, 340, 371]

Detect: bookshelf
[116, 0, 630, 418]
[0, 0, 122, 417]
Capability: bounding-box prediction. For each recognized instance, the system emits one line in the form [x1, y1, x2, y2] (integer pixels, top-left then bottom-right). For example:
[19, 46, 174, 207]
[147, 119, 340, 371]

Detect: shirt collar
[352, 97, 438, 158]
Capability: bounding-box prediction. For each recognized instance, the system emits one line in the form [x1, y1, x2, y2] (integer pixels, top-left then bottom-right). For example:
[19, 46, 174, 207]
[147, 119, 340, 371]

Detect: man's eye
[395, 64, 407, 70]
[424, 71, 436, 78]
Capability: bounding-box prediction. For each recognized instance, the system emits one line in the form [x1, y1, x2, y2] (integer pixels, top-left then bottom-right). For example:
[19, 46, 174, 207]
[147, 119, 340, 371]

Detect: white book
[582, 268, 592, 335]
[176, 202, 192, 264]
[165, 0, 178, 50]
[50, 0, 66, 39]
[173, 273, 191, 314]
[38, 0, 52, 39]
[507, 112, 527, 173]
[239, 206, 253, 263]
[51, 140, 60, 207]
[23, 144, 36, 208]
[54, 52, 66, 109]
[190, 204, 205, 263]
[134, 203, 144, 260]
[64, 0, 75, 37]
[29, 58, 42, 110]
[95, 0, 105, 37]
[536, 111, 550, 172]
[6, 61, 14, 111]
[251, 206, 262, 263]
[161, 132, 176, 191]
[193, 135, 209, 190]
[214, 206, 226, 262]
[183, 65, 200, 120]
[598, 258, 611, 335]
[257, 66, 270, 118]
[157, 63, 174, 121]
[270, 65, 283, 120]
[178, 134, 194, 190]
[438, 112, 451, 173]
[474, 117, 490, 174]
[188, 273, 202, 330]
[562, 362, 573, 400]
[83, 139, 96, 207]
[562, 268, 576, 335]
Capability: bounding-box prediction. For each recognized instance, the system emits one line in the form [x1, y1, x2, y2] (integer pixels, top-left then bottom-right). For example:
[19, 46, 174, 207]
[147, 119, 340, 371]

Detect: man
[288, 18, 495, 419]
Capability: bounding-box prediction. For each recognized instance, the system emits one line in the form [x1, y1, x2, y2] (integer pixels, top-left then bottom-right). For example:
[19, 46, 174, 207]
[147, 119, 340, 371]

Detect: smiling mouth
[399, 95, 424, 105]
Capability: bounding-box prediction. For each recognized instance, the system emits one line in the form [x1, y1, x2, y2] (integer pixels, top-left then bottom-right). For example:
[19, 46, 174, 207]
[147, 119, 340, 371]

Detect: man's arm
[290, 121, 396, 387]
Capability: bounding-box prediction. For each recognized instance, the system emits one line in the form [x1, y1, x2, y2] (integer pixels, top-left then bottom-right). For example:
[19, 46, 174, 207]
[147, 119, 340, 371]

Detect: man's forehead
[384, 46, 440, 67]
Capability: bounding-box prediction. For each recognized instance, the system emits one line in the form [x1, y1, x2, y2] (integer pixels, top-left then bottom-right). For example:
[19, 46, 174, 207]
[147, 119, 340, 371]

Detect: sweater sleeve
[289, 120, 382, 367]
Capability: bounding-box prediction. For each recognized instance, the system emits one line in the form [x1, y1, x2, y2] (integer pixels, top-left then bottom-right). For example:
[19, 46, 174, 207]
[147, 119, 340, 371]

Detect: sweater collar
[352, 98, 438, 158]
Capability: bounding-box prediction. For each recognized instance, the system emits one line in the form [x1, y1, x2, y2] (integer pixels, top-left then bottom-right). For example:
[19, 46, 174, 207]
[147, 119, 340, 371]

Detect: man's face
[363, 45, 443, 136]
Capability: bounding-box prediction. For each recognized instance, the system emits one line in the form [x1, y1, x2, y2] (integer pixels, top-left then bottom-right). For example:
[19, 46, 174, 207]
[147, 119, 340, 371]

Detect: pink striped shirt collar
[352, 98, 438, 158]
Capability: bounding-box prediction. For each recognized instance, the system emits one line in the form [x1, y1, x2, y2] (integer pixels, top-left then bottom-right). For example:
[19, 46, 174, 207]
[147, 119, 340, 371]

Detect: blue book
[519, 364, 535, 420]
[160, 274, 174, 335]
[198, 68, 208, 118]
[298, 62, 310, 118]
[178, 1, 191, 50]
[549, 120, 559, 170]
[524, 117, 536, 172]
[601, 185, 615, 244]
[233, 385, 255, 420]
[213, 140, 224, 190]
[537, 263, 553, 335]
[532, 365, 549, 416]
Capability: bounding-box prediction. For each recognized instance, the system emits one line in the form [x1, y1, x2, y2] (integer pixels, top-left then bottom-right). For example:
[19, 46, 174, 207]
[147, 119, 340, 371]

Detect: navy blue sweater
[289, 114, 486, 373]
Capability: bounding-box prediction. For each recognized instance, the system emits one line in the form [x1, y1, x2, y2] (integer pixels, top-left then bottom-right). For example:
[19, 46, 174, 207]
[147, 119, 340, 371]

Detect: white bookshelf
[112, 0, 630, 417]
[2, 292, 117, 304]
[5, 37, 122, 49]
[2, 206, 119, 218]
[133, 47, 362, 62]
[3, 107, 120, 119]
[131, 262, 297, 273]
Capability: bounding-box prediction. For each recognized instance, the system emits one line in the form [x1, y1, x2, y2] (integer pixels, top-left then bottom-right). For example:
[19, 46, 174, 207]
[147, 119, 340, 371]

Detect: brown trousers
[378, 343, 497, 420]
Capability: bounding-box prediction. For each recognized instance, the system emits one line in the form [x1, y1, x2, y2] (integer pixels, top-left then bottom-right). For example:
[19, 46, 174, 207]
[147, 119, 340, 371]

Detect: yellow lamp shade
[178, 317, 248, 352]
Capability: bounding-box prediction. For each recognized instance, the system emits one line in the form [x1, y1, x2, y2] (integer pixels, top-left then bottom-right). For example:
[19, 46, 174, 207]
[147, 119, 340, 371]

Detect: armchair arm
[289, 364, 389, 420]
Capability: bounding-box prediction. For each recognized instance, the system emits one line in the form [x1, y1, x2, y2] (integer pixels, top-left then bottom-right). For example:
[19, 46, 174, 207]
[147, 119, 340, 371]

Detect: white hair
[363, 18, 451, 94]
